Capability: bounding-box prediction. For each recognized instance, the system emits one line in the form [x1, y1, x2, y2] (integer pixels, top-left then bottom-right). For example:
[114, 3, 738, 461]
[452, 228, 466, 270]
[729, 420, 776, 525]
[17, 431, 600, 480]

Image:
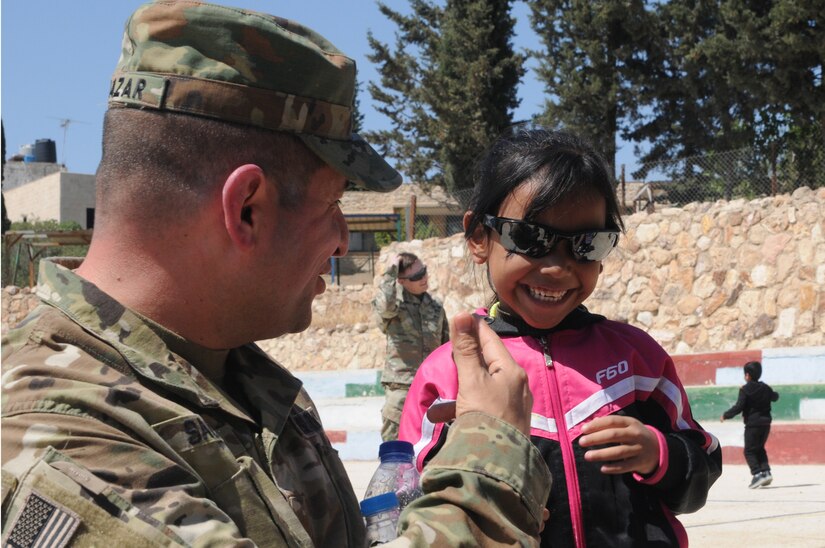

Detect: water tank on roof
[33, 139, 57, 163]
[19, 144, 35, 163]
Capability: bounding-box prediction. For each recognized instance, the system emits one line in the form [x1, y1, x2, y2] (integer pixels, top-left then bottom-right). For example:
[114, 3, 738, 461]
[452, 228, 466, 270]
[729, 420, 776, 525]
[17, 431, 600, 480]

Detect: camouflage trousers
[381, 383, 410, 442]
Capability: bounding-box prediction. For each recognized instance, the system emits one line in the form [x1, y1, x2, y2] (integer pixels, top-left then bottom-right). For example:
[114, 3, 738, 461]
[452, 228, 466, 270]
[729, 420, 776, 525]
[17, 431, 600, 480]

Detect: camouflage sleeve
[392, 412, 551, 547]
[372, 266, 402, 325]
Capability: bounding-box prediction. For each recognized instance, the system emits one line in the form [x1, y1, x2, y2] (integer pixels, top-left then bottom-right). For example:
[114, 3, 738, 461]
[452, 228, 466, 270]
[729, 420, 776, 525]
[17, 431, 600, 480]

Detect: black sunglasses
[482, 215, 619, 262]
[400, 266, 428, 282]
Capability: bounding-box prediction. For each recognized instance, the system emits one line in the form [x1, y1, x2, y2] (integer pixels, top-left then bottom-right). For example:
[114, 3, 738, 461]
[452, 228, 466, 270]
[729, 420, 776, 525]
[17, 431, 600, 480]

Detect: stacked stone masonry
[3, 187, 823, 372]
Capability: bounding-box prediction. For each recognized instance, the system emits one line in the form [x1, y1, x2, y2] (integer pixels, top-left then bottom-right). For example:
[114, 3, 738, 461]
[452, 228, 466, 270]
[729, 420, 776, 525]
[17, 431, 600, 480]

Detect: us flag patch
[4, 492, 80, 548]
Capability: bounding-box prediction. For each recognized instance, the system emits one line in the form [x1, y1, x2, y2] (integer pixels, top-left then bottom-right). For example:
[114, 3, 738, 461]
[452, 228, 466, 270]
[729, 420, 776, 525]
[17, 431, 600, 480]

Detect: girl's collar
[480, 302, 604, 337]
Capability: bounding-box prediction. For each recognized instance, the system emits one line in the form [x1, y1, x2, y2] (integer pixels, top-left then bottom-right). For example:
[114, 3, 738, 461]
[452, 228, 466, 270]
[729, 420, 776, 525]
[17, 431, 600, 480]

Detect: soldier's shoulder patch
[3, 490, 80, 548]
[290, 408, 323, 436]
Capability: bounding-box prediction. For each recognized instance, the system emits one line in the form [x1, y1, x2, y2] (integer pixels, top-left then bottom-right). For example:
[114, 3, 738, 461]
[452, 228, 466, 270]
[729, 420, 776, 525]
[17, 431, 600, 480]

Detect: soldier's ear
[464, 211, 489, 264]
[222, 164, 269, 250]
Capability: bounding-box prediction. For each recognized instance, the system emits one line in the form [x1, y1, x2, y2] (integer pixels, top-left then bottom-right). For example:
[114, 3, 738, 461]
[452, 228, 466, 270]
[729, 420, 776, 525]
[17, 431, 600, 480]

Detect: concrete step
[313, 393, 825, 463]
[674, 346, 825, 386]
[706, 420, 825, 465]
[315, 396, 383, 461]
[686, 384, 825, 422]
[297, 369, 382, 399]
[297, 345, 825, 462]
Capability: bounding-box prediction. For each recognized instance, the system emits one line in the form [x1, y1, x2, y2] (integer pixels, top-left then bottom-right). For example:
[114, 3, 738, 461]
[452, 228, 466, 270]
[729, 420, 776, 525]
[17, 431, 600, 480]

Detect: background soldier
[373, 252, 449, 441]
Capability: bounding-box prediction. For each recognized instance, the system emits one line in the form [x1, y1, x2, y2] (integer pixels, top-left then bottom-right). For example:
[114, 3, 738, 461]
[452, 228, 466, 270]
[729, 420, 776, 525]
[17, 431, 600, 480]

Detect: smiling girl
[399, 126, 721, 547]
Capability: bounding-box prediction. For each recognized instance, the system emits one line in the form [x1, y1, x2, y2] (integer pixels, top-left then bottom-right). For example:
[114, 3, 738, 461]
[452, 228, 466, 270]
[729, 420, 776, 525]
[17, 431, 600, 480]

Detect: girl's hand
[578, 416, 660, 476]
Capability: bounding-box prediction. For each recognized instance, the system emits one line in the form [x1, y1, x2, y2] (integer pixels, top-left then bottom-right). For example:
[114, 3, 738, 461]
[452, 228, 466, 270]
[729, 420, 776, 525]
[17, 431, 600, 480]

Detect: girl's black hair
[464, 124, 625, 239]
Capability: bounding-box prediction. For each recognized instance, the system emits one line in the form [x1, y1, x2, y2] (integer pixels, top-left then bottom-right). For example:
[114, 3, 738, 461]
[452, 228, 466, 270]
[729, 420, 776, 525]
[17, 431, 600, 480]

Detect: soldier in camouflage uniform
[1, 2, 551, 547]
[373, 252, 449, 441]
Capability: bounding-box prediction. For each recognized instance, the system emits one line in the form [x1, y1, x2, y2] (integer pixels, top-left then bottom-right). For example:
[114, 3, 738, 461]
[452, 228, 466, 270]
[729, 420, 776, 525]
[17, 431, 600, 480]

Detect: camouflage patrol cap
[109, 0, 401, 192]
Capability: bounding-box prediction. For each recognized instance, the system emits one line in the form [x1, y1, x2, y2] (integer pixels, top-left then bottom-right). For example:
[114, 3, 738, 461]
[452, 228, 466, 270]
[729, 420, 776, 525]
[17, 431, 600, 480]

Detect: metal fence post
[771, 142, 778, 196]
[620, 164, 626, 211]
[406, 195, 416, 241]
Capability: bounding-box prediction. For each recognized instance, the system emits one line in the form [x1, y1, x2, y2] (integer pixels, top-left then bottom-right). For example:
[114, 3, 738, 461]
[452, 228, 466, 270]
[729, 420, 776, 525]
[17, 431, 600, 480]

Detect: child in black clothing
[721, 361, 779, 488]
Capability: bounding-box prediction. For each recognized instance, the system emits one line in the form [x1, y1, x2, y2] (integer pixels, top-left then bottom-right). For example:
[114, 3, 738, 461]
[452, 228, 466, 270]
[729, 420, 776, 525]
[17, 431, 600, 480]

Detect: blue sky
[2, 0, 637, 178]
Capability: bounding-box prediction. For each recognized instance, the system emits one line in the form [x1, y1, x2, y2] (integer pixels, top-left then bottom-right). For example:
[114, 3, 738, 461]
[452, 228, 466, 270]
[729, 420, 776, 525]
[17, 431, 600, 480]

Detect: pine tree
[2, 121, 10, 235]
[740, 0, 824, 190]
[626, 0, 823, 193]
[352, 78, 366, 135]
[529, 0, 656, 172]
[367, 0, 523, 193]
[708, 0, 823, 167]
[626, 0, 758, 166]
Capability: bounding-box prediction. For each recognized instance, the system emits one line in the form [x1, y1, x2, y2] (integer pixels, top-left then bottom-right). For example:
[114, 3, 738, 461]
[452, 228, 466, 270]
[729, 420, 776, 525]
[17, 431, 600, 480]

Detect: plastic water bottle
[363, 441, 423, 511]
[360, 492, 400, 546]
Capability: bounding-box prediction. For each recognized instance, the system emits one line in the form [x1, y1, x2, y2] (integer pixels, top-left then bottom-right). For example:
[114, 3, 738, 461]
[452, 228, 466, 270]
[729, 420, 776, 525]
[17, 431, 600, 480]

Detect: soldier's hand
[448, 312, 532, 436]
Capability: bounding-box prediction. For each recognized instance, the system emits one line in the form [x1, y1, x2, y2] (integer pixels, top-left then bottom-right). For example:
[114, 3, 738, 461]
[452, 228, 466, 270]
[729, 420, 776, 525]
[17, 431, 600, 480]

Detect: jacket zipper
[539, 335, 586, 548]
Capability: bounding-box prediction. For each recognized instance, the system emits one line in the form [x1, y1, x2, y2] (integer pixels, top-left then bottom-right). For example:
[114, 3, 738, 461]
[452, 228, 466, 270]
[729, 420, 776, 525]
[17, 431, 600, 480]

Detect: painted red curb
[325, 430, 347, 444]
[673, 350, 762, 386]
[721, 423, 825, 465]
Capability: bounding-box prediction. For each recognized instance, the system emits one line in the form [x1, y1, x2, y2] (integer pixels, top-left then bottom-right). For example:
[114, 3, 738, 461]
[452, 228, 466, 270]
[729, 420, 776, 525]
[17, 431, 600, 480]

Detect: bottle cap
[360, 492, 399, 516]
[378, 440, 414, 461]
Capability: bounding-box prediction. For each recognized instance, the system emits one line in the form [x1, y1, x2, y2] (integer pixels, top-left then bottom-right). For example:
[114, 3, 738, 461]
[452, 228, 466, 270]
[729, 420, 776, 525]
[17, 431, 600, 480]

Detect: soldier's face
[398, 260, 429, 295]
[257, 166, 349, 336]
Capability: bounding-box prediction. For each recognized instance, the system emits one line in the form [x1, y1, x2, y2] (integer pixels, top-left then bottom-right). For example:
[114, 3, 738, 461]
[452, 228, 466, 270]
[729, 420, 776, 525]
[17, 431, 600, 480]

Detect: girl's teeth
[528, 287, 566, 302]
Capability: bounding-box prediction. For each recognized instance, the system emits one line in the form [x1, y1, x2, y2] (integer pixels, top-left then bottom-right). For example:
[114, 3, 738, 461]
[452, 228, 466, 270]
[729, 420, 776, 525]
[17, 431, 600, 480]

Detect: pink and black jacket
[399, 306, 722, 548]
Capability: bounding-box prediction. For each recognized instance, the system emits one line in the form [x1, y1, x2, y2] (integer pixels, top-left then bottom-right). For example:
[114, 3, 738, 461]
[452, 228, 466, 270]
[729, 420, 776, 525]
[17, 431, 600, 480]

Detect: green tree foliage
[629, 1, 822, 174]
[367, 0, 523, 192]
[526, 0, 822, 198]
[2, 120, 10, 235]
[1, 193, 8, 235]
[529, 0, 657, 172]
[625, 0, 759, 166]
[706, 0, 824, 191]
[374, 230, 396, 248]
[352, 78, 366, 135]
[713, 0, 823, 145]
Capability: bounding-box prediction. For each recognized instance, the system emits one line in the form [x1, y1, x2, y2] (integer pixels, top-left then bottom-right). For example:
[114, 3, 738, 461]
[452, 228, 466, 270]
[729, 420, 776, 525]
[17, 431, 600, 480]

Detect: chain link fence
[621, 140, 825, 212]
[406, 139, 825, 240]
[332, 138, 825, 285]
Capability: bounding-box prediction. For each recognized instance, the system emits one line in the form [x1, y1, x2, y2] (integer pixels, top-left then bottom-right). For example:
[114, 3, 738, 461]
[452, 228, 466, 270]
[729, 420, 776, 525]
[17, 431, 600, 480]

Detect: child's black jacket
[723, 380, 779, 426]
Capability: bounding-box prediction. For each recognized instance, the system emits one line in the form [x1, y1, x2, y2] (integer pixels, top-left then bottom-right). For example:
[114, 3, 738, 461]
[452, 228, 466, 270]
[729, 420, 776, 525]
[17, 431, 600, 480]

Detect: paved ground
[344, 462, 825, 546]
[680, 464, 825, 547]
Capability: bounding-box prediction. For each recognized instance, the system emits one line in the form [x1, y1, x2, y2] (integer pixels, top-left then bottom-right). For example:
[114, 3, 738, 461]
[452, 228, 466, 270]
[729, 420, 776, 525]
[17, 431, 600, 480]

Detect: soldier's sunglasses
[400, 266, 428, 282]
[482, 215, 619, 262]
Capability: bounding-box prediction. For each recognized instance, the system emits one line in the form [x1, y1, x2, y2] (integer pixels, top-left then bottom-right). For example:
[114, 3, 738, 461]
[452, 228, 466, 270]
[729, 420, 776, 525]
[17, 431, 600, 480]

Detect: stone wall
[259, 186, 824, 370]
[3, 187, 823, 371]
[2, 286, 40, 333]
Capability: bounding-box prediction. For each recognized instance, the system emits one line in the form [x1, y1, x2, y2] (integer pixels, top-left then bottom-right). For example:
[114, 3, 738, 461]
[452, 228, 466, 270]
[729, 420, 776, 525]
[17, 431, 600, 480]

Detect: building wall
[4, 173, 62, 223]
[60, 173, 96, 228]
[2, 161, 63, 190]
[259, 186, 825, 371]
[4, 172, 95, 227]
